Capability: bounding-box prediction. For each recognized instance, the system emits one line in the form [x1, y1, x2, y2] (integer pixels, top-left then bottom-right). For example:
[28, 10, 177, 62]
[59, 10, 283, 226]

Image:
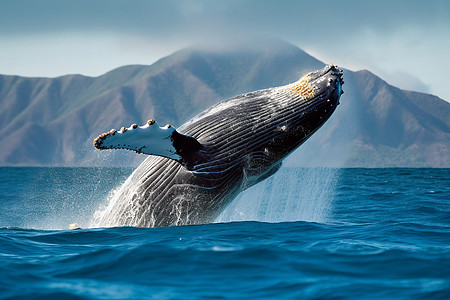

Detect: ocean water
[0, 167, 449, 299]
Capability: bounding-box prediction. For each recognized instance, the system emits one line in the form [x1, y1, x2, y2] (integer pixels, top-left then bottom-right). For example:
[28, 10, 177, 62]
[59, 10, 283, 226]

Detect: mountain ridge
[0, 41, 449, 167]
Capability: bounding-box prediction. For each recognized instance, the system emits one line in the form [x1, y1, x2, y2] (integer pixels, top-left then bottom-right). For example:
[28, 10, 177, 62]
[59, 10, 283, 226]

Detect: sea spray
[90, 168, 141, 228]
[215, 168, 339, 223]
[5, 167, 133, 230]
[90, 181, 130, 228]
[91, 167, 339, 227]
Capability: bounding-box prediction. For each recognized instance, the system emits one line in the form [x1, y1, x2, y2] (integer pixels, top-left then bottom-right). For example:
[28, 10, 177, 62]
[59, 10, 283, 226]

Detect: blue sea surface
[0, 167, 449, 299]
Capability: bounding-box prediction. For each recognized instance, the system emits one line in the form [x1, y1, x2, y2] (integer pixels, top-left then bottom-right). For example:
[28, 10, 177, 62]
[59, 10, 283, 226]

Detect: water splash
[215, 168, 339, 224]
[90, 182, 129, 228]
[89, 169, 142, 228]
[90, 167, 339, 228]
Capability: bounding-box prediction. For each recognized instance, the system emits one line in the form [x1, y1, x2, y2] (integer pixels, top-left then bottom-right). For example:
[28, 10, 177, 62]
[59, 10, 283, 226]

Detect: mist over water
[216, 168, 339, 224]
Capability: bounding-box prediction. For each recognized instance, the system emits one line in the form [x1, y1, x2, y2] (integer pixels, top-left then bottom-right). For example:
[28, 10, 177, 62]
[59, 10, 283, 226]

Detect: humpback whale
[93, 64, 344, 227]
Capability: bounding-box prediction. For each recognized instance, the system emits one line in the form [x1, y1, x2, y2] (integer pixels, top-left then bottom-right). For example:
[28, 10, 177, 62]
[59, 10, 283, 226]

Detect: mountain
[0, 40, 449, 167]
[286, 69, 450, 167]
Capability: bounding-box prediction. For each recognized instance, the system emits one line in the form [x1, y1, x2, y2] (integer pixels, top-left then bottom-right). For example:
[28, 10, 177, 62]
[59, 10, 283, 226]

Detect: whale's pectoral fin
[93, 120, 205, 166]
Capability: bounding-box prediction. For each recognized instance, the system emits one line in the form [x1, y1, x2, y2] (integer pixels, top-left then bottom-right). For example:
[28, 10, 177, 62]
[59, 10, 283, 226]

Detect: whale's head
[286, 64, 343, 120]
[251, 64, 344, 163]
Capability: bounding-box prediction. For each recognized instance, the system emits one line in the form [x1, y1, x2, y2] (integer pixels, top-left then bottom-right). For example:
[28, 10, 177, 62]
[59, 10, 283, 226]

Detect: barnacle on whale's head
[285, 64, 343, 107]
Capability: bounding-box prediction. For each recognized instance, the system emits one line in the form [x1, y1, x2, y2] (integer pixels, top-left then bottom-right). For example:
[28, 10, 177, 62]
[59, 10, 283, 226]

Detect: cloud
[378, 71, 431, 94]
[1, 0, 449, 100]
[2, 0, 449, 38]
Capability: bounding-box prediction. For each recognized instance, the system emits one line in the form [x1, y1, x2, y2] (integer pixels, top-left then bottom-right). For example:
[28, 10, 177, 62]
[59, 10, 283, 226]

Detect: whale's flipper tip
[93, 120, 204, 166]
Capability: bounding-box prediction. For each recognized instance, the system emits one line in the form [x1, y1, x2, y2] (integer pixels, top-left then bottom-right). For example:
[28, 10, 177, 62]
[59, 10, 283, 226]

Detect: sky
[1, 0, 450, 101]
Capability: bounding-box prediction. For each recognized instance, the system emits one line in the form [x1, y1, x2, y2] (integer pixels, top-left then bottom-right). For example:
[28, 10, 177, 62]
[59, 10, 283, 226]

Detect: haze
[1, 0, 449, 101]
